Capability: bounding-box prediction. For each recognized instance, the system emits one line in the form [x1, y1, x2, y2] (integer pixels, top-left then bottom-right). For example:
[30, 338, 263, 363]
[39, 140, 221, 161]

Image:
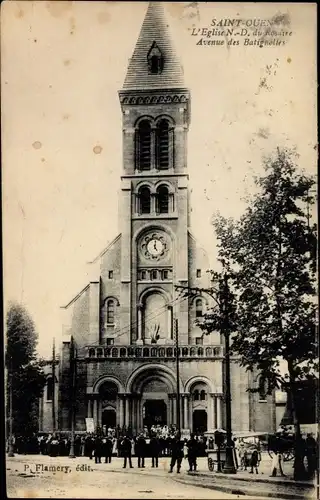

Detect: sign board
[181, 429, 191, 441]
[85, 418, 95, 433]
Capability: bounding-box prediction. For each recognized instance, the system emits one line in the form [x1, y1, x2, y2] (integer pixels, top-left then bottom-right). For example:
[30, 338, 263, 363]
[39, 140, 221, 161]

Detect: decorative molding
[119, 93, 189, 106]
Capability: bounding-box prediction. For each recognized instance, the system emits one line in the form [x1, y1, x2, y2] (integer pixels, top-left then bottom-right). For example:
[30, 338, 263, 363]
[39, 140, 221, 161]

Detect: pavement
[5, 453, 317, 499]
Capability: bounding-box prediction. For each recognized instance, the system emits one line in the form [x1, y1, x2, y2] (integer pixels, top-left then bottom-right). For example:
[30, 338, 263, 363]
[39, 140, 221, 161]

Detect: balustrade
[87, 344, 223, 359]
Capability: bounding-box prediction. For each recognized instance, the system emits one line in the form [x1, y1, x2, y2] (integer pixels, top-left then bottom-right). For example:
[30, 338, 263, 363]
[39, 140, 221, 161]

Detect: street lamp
[220, 273, 237, 474]
[69, 335, 76, 458]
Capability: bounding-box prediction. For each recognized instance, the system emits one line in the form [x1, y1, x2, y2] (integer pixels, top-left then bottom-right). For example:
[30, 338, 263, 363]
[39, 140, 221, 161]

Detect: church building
[39, 2, 276, 436]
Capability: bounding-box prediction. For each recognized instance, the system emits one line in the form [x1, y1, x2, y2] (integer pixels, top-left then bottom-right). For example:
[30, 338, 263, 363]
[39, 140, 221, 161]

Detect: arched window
[138, 186, 151, 214]
[196, 299, 203, 318]
[47, 377, 53, 401]
[137, 120, 151, 170]
[156, 185, 169, 214]
[156, 120, 170, 169]
[200, 390, 207, 401]
[107, 300, 115, 324]
[193, 389, 200, 401]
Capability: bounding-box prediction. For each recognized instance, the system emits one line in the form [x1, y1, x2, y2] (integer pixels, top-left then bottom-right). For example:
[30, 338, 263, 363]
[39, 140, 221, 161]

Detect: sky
[2, 1, 317, 358]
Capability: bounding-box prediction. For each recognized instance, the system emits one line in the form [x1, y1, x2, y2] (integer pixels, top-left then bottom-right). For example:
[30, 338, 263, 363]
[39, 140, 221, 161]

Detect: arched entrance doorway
[193, 409, 207, 434]
[127, 364, 179, 434]
[102, 407, 116, 428]
[99, 381, 118, 431]
[143, 400, 167, 428]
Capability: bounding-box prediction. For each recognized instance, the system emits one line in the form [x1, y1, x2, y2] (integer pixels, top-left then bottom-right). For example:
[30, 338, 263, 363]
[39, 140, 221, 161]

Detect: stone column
[216, 395, 222, 429]
[93, 398, 98, 429]
[98, 401, 103, 428]
[180, 395, 184, 428]
[207, 394, 215, 431]
[167, 306, 173, 340]
[214, 396, 218, 429]
[131, 398, 136, 432]
[168, 396, 172, 426]
[87, 399, 93, 418]
[172, 396, 177, 427]
[189, 399, 193, 433]
[151, 127, 156, 170]
[125, 396, 130, 428]
[183, 395, 189, 429]
[137, 397, 142, 432]
[119, 395, 125, 428]
[137, 306, 143, 344]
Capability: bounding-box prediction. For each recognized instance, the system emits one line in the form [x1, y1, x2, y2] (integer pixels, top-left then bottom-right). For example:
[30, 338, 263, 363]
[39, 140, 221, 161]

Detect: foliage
[179, 147, 316, 480]
[6, 302, 46, 436]
[205, 148, 317, 392]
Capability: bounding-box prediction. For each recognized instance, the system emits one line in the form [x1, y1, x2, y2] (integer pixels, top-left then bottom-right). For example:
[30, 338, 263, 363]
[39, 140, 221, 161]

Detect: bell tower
[118, 2, 191, 345]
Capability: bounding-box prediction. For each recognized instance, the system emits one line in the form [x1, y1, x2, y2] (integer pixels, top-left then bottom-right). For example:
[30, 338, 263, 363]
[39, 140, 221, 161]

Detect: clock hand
[154, 241, 157, 250]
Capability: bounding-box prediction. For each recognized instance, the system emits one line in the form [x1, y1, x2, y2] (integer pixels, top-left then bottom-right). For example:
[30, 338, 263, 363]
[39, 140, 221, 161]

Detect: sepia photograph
[2, 1, 318, 498]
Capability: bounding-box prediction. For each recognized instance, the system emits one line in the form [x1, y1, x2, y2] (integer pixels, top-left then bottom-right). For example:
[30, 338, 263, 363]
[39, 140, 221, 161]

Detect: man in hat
[121, 435, 133, 469]
[168, 432, 184, 474]
[135, 433, 147, 468]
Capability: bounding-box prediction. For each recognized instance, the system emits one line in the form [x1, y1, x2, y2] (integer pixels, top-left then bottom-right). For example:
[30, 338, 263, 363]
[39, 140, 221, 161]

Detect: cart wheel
[208, 457, 214, 472]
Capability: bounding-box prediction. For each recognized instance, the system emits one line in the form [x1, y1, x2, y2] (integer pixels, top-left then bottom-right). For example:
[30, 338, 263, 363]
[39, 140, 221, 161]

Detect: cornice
[118, 89, 190, 106]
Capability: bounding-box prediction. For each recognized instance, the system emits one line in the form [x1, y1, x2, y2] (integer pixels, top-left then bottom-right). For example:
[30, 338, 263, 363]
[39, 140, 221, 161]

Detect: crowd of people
[9, 424, 208, 465]
[8, 424, 318, 480]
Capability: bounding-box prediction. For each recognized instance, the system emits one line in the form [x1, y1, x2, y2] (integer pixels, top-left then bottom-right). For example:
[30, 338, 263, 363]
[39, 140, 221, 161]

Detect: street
[6, 455, 257, 499]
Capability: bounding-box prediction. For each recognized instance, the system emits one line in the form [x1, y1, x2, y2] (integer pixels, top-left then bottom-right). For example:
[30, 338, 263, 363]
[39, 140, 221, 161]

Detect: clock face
[147, 238, 164, 256]
[139, 231, 169, 261]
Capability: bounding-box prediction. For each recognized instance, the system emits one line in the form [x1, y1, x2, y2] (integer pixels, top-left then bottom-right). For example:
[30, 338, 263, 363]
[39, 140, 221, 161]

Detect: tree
[206, 148, 317, 480]
[5, 302, 46, 437]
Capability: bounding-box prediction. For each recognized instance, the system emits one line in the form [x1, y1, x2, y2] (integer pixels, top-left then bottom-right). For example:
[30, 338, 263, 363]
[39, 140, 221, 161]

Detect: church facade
[39, 3, 276, 436]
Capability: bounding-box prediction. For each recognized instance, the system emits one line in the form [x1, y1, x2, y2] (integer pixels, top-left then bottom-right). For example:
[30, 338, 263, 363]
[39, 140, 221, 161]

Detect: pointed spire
[123, 2, 184, 90]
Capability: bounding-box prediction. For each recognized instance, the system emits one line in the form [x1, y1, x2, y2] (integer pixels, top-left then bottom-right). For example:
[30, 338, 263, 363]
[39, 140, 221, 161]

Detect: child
[249, 447, 260, 474]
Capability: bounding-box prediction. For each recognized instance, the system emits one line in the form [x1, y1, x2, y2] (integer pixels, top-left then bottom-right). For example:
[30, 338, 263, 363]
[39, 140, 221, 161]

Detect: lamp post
[175, 264, 237, 473]
[52, 337, 56, 433]
[220, 273, 236, 474]
[69, 335, 76, 458]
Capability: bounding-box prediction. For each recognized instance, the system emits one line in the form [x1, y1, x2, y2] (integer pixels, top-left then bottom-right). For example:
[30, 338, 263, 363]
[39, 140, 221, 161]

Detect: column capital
[121, 392, 133, 399]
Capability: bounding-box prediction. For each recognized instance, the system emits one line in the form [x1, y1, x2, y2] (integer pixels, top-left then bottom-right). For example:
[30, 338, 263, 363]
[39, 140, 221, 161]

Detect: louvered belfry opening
[157, 185, 169, 213]
[139, 186, 151, 214]
[138, 120, 152, 170]
[147, 41, 164, 75]
[157, 119, 170, 169]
